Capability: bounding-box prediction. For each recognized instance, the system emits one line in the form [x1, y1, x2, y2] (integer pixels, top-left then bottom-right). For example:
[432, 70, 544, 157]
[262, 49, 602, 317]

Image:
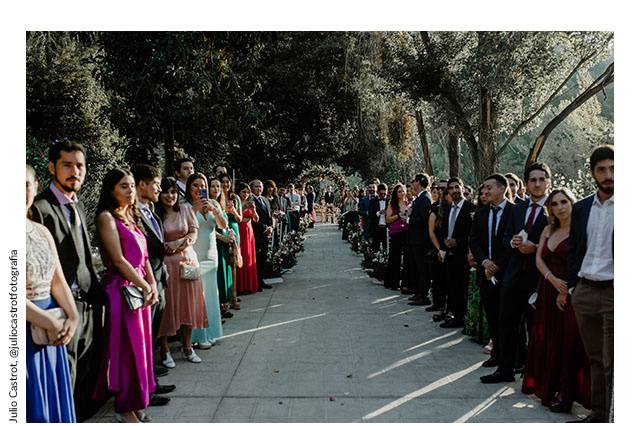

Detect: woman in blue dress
[25, 165, 79, 423]
[185, 173, 228, 350]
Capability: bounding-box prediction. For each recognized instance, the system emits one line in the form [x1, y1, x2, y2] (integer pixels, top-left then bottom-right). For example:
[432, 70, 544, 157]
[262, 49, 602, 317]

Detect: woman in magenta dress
[236, 182, 259, 294]
[93, 169, 158, 423]
[522, 188, 590, 413]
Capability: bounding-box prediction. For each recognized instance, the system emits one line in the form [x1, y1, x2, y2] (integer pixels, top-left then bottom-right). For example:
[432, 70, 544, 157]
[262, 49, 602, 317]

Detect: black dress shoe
[154, 366, 169, 377]
[481, 357, 499, 367]
[432, 313, 445, 322]
[155, 384, 176, 395]
[257, 287, 263, 292]
[480, 371, 515, 384]
[221, 310, 234, 319]
[149, 394, 171, 406]
[408, 297, 429, 306]
[549, 400, 573, 413]
[440, 319, 464, 328]
[566, 414, 605, 423]
[408, 295, 418, 301]
[425, 305, 442, 312]
[260, 283, 273, 289]
[514, 365, 526, 375]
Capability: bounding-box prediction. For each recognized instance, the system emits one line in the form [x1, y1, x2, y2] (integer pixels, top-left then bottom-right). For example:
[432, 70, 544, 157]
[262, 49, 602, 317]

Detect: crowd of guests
[25, 141, 314, 423]
[336, 145, 613, 422]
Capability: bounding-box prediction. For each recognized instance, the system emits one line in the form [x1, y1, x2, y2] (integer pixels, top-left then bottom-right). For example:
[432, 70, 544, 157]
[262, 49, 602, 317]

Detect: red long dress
[522, 237, 591, 408]
[237, 208, 259, 293]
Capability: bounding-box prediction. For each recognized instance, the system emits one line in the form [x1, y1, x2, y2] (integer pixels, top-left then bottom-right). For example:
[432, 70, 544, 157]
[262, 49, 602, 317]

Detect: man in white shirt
[285, 183, 301, 231]
[567, 145, 614, 423]
[369, 183, 389, 253]
[173, 157, 194, 202]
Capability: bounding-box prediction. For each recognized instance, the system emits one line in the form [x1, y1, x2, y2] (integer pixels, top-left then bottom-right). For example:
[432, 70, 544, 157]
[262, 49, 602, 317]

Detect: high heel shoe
[135, 411, 153, 422]
[114, 412, 140, 423]
[231, 301, 241, 310]
[183, 348, 202, 363]
[161, 352, 176, 368]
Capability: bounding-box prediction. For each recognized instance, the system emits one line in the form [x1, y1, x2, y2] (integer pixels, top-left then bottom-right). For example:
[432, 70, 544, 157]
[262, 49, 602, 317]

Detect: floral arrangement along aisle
[264, 215, 310, 278]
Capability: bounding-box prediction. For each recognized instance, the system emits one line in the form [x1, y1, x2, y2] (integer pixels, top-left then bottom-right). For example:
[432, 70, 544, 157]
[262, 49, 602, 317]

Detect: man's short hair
[377, 183, 388, 191]
[249, 179, 263, 187]
[447, 177, 464, 188]
[589, 145, 614, 171]
[173, 157, 194, 173]
[484, 173, 509, 189]
[48, 140, 86, 165]
[504, 172, 521, 187]
[524, 162, 551, 182]
[413, 173, 429, 188]
[132, 164, 161, 185]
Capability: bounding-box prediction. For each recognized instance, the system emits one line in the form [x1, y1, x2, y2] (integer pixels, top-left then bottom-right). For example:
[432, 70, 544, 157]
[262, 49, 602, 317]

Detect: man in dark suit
[358, 182, 377, 240]
[469, 173, 514, 372]
[368, 183, 389, 253]
[31, 141, 105, 421]
[250, 179, 274, 290]
[566, 145, 614, 423]
[406, 173, 433, 306]
[440, 177, 476, 328]
[133, 164, 175, 405]
[173, 157, 194, 202]
[481, 163, 551, 384]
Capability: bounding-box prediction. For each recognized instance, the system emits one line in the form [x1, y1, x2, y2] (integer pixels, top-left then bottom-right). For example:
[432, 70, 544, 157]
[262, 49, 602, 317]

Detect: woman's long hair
[389, 183, 405, 211]
[95, 168, 140, 224]
[184, 172, 208, 204]
[545, 187, 576, 234]
[209, 176, 226, 208]
[156, 177, 180, 220]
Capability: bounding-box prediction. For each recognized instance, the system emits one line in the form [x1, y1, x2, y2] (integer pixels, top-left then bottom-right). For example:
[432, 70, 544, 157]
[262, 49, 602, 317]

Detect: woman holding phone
[185, 173, 227, 350]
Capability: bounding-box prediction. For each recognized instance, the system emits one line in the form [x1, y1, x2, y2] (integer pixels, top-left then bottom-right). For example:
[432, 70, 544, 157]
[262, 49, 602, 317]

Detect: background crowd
[25, 141, 314, 423]
[335, 145, 613, 423]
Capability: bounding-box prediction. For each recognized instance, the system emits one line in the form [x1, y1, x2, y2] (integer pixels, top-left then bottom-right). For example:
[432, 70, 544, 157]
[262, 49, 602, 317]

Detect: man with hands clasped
[481, 163, 551, 384]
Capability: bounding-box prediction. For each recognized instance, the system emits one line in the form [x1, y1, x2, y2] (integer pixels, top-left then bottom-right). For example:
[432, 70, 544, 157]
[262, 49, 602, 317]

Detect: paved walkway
[90, 223, 586, 422]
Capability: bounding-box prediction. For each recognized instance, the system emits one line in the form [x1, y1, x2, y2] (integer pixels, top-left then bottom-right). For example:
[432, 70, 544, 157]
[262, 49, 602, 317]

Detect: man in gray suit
[31, 140, 104, 421]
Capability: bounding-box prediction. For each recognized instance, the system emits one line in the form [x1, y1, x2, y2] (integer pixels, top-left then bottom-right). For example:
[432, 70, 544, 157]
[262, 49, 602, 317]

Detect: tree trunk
[476, 87, 497, 185]
[415, 108, 434, 175]
[526, 62, 614, 168]
[447, 130, 460, 178]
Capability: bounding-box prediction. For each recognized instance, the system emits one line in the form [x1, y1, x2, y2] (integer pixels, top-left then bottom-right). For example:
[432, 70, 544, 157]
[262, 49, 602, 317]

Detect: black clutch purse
[121, 285, 145, 310]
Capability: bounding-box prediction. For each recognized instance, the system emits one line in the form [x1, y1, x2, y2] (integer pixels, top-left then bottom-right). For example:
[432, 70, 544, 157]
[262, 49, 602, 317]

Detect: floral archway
[297, 164, 349, 192]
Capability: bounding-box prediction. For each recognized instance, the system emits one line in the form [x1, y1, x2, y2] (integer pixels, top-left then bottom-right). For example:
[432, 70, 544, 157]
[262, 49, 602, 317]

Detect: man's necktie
[489, 205, 501, 256]
[524, 203, 539, 234]
[66, 203, 92, 290]
[448, 204, 459, 240]
[142, 205, 162, 240]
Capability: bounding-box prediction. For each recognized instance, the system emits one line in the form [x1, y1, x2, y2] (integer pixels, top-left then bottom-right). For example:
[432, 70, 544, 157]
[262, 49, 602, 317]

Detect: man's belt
[580, 278, 614, 288]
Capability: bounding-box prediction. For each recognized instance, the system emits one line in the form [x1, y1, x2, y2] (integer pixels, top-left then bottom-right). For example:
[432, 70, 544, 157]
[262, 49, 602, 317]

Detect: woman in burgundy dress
[522, 188, 590, 413]
[236, 183, 259, 294]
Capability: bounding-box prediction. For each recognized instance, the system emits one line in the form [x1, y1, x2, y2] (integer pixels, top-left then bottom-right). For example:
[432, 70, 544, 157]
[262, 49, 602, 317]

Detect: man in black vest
[133, 164, 175, 405]
[469, 173, 514, 373]
[31, 141, 105, 421]
[407, 173, 433, 306]
[481, 163, 551, 384]
[250, 179, 274, 290]
[440, 177, 476, 328]
[566, 145, 614, 423]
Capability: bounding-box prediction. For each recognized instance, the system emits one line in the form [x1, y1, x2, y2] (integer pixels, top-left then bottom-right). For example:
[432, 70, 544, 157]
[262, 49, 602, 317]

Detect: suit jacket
[137, 202, 167, 287]
[251, 194, 272, 242]
[31, 186, 101, 300]
[407, 190, 432, 246]
[501, 199, 548, 291]
[358, 196, 372, 218]
[441, 200, 476, 258]
[324, 191, 335, 204]
[368, 196, 390, 228]
[306, 192, 316, 211]
[469, 201, 515, 282]
[567, 194, 614, 289]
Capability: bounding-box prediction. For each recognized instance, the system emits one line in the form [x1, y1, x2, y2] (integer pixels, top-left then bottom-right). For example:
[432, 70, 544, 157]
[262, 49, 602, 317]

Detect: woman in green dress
[209, 178, 234, 317]
[218, 173, 243, 310]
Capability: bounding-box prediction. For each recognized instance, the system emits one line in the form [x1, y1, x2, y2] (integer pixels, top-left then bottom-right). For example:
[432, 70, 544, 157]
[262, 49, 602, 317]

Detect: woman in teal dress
[209, 177, 234, 316]
[185, 173, 228, 350]
[219, 173, 243, 310]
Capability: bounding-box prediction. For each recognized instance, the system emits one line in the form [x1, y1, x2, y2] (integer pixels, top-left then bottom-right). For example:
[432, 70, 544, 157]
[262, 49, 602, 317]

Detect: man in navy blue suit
[566, 145, 614, 423]
[406, 173, 433, 306]
[481, 163, 551, 384]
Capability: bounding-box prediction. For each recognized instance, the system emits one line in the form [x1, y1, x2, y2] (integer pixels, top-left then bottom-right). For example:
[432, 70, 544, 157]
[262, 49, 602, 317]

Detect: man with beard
[566, 145, 614, 423]
[31, 141, 105, 421]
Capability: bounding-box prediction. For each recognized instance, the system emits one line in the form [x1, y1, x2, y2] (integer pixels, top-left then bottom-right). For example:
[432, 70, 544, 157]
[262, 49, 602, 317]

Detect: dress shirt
[524, 196, 547, 230]
[377, 199, 387, 226]
[447, 198, 465, 240]
[286, 192, 301, 211]
[176, 179, 187, 194]
[139, 202, 164, 242]
[488, 198, 508, 259]
[579, 194, 614, 281]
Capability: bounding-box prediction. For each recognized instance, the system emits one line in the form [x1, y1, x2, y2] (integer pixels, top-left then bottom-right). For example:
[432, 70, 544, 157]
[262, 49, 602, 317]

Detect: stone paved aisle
[90, 223, 587, 422]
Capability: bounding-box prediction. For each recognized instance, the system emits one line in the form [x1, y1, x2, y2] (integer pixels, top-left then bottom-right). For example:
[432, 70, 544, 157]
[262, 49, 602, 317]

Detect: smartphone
[199, 188, 208, 200]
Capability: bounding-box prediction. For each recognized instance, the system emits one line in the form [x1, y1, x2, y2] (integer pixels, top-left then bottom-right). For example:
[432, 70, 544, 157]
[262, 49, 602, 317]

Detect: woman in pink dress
[93, 169, 157, 423]
[236, 183, 259, 294]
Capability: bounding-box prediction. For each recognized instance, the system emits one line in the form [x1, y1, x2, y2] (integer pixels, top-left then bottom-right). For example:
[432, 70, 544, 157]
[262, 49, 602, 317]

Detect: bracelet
[544, 271, 551, 280]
